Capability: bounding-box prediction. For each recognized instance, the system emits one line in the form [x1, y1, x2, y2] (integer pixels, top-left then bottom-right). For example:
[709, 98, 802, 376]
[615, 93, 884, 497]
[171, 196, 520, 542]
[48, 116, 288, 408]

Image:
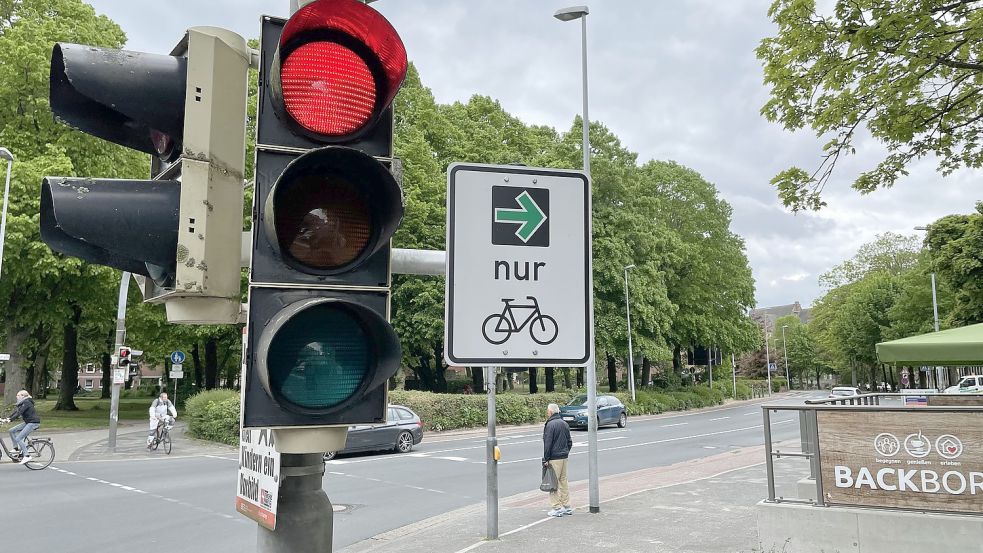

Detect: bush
[389, 390, 571, 432]
[185, 389, 240, 445]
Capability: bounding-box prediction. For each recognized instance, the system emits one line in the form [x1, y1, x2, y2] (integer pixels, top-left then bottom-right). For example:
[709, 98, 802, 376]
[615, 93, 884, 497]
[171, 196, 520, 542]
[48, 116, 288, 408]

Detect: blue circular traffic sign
[170, 351, 186, 364]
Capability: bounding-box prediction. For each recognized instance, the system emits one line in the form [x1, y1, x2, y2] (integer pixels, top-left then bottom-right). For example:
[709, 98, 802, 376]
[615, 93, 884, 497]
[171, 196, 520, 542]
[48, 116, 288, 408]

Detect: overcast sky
[85, 0, 980, 309]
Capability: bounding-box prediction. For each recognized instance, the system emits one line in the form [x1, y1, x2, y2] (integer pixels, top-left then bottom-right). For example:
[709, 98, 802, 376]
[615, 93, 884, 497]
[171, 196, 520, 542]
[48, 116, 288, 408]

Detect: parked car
[323, 405, 424, 461]
[828, 386, 863, 399]
[944, 375, 983, 394]
[559, 394, 627, 429]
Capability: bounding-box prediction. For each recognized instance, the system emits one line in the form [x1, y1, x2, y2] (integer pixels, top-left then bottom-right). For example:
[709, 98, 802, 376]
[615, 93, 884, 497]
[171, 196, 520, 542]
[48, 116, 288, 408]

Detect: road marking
[744, 412, 758, 416]
[703, 446, 718, 449]
[498, 420, 794, 465]
[708, 416, 730, 421]
[660, 423, 688, 428]
[435, 456, 469, 462]
[573, 436, 628, 447]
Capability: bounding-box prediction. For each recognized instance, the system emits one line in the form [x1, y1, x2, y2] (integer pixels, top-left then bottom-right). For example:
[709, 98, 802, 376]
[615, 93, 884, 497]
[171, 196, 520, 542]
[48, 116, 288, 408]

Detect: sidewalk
[39, 422, 236, 461]
[341, 442, 808, 553]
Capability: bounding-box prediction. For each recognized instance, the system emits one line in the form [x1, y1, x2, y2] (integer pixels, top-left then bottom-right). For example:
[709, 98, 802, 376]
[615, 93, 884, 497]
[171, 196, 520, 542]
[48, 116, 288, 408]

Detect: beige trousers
[548, 458, 569, 508]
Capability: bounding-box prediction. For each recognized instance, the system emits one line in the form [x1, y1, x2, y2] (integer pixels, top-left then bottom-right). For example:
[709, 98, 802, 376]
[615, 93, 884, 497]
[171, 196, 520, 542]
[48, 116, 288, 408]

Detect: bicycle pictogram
[481, 296, 558, 345]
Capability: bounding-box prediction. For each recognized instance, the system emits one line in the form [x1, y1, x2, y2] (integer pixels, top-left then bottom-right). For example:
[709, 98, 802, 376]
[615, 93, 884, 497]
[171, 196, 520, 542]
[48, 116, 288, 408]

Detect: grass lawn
[27, 397, 150, 430]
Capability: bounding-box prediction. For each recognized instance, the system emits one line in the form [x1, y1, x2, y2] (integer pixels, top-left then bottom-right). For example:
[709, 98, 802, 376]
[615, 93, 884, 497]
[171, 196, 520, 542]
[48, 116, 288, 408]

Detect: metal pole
[731, 353, 737, 399]
[623, 266, 635, 402]
[811, 410, 825, 506]
[586, 357, 600, 513]
[108, 271, 131, 451]
[782, 326, 790, 390]
[930, 272, 945, 390]
[762, 408, 776, 501]
[580, 14, 590, 175]
[764, 332, 773, 395]
[0, 153, 13, 280]
[257, 453, 333, 552]
[485, 366, 498, 539]
[709, 346, 713, 390]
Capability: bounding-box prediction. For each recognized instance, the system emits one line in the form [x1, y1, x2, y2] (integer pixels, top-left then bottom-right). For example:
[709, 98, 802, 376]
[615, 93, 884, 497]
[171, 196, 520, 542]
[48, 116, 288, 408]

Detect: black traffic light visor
[49, 43, 187, 161]
[263, 146, 403, 276]
[40, 177, 180, 284]
[255, 297, 401, 415]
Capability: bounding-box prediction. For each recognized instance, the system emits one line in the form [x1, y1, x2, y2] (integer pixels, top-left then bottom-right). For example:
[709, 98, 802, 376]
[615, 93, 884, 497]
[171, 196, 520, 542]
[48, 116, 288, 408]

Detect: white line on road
[708, 417, 730, 421]
[435, 456, 470, 462]
[659, 422, 688, 428]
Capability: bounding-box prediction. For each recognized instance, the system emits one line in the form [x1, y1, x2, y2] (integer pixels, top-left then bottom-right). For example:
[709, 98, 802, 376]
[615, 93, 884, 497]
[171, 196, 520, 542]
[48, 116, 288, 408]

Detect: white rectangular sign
[445, 163, 592, 367]
[169, 370, 184, 379]
[235, 428, 280, 530]
[0, 353, 10, 361]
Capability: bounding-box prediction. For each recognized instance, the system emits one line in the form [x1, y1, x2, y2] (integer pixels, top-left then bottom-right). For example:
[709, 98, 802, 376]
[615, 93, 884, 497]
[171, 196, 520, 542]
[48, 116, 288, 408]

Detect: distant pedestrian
[542, 403, 573, 517]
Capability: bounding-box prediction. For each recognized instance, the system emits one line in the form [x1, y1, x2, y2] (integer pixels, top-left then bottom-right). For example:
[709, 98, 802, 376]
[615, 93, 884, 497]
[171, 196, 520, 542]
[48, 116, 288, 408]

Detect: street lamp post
[0, 148, 14, 281]
[623, 264, 636, 402]
[555, 4, 599, 515]
[915, 225, 943, 389]
[781, 325, 790, 390]
[764, 331, 773, 395]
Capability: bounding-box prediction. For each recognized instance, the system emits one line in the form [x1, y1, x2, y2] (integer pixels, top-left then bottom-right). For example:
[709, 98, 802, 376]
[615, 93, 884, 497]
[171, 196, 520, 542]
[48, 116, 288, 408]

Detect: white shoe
[18, 456, 32, 465]
[547, 508, 564, 517]
[562, 506, 573, 515]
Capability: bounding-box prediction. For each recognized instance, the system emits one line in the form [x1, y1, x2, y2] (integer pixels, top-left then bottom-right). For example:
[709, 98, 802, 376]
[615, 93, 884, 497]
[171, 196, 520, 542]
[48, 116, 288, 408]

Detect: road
[3, 392, 819, 552]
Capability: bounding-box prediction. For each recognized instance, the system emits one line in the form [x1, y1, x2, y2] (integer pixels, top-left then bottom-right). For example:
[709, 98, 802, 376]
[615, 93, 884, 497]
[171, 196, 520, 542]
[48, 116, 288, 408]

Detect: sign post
[446, 163, 594, 534]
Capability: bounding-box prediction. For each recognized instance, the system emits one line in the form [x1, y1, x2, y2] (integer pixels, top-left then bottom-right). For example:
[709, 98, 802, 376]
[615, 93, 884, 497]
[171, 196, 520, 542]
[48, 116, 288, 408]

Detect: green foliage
[184, 389, 240, 445]
[758, 0, 983, 211]
[926, 203, 983, 325]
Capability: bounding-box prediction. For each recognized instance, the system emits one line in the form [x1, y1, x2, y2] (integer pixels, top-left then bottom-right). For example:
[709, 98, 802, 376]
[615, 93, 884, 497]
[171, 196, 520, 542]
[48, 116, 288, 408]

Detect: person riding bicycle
[2, 390, 41, 464]
[147, 392, 177, 449]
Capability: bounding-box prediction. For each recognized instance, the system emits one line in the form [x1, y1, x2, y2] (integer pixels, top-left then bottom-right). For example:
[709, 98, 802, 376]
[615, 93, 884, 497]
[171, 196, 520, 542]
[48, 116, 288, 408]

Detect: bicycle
[0, 420, 54, 470]
[148, 416, 174, 454]
[482, 295, 559, 345]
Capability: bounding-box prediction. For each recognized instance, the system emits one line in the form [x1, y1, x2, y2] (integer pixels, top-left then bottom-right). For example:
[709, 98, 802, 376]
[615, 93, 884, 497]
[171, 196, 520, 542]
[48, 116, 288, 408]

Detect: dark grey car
[559, 394, 627, 429]
[323, 405, 424, 461]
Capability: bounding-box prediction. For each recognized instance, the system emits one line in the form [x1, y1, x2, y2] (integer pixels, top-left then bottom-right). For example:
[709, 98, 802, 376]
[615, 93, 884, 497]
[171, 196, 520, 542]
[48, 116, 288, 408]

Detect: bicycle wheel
[529, 314, 558, 345]
[482, 314, 513, 345]
[163, 433, 172, 455]
[25, 441, 54, 470]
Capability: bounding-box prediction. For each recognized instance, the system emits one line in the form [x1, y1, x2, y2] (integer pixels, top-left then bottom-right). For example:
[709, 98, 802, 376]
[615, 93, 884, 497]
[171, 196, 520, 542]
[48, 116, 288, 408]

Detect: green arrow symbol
[494, 190, 547, 243]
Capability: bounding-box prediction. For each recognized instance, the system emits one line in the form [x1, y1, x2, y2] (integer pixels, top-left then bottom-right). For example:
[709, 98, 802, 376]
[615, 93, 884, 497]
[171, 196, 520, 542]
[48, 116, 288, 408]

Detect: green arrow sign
[493, 191, 547, 243]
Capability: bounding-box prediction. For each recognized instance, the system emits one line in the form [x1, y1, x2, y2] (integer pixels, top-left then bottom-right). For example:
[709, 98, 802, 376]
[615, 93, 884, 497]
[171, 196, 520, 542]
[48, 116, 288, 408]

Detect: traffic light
[40, 27, 251, 324]
[118, 347, 132, 370]
[241, 0, 406, 444]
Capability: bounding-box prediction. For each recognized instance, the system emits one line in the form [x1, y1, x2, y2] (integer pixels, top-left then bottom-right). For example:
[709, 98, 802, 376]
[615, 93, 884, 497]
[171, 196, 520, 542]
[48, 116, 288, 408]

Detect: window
[83, 380, 93, 389]
[397, 408, 415, 421]
[387, 408, 398, 422]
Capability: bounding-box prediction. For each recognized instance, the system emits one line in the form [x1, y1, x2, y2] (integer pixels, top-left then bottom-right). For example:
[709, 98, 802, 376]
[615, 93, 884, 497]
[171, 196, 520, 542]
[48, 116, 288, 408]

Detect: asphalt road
[3, 392, 820, 552]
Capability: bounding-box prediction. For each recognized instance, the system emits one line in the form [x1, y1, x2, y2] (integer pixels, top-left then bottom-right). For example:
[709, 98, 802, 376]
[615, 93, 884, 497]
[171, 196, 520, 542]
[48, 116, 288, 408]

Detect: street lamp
[764, 330, 773, 395]
[0, 147, 14, 281]
[623, 264, 636, 402]
[781, 325, 790, 390]
[554, 5, 591, 174]
[915, 225, 942, 389]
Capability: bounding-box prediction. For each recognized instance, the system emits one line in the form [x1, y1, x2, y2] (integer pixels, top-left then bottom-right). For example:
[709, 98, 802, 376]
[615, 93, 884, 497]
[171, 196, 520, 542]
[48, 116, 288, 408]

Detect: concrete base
[757, 500, 983, 553]
[796, 477, 817, 501]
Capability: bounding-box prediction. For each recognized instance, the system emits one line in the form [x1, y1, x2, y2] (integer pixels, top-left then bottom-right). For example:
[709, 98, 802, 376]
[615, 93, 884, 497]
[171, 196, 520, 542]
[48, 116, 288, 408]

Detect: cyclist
[2, 390, 41, 464]
[147, 392, 177, 449]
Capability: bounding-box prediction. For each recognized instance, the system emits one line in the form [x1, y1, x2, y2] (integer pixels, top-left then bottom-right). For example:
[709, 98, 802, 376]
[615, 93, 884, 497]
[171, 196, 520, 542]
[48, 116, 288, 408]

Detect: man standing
[3, 390, 41, 464]
[543, 403, 573, 517]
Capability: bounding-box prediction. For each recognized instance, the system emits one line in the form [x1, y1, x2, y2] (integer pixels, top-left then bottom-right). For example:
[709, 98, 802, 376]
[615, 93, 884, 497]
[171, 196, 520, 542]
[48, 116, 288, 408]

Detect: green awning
[876, 323, 983, 366]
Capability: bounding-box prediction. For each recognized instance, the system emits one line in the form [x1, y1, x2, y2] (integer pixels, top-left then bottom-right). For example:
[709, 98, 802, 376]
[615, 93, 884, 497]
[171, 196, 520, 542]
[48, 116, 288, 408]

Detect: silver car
[323, 405, 424, 461]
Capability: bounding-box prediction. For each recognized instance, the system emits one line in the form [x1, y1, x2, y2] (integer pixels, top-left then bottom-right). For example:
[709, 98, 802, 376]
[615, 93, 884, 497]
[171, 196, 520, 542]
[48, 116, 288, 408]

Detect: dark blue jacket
[543, 413, 572, 462]
[8, 398, 40, 424]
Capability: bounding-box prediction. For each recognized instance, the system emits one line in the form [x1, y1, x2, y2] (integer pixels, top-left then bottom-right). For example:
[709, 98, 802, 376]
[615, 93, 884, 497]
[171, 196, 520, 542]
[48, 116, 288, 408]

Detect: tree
[819, 232, 922, 289]
[926, 202, 983, 325]
[758, 0, 983, 211]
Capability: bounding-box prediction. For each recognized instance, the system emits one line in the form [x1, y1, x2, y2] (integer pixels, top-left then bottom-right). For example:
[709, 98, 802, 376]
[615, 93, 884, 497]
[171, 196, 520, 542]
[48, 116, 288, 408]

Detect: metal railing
[761, 393, 983, 509]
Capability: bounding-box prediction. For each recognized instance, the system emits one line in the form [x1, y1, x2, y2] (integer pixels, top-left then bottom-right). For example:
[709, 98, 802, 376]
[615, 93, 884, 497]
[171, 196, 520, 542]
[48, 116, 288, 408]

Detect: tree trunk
[205, 337, 218, 389]
[55, 304, 82, 411]
[672, 345, 682, 374]
[562, 368, 572, 389]
[31, 332, 54, 398]
[471, 366, 484, 392]
[192, 342, 203, 389]
[433, 345, 448, 393]
[607, 355, 618, 393]
[545, 368, 555, 392]
[641, 358, 652, 387]
[2, 325, 30, 405]
[529, 367, 538, 394]
[815, 366, 821, 389]
[576, 368, 584, 388]
[100, 352, 112, 398]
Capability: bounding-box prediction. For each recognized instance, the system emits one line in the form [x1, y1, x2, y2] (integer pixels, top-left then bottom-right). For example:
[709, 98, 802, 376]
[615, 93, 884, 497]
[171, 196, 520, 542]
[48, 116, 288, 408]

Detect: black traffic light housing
[242, 0, 407, 434]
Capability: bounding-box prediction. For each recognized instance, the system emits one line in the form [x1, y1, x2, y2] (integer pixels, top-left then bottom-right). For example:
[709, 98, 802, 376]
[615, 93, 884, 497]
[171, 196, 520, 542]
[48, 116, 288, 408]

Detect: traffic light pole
[108, 271, 130, 452]
[257, 453, 332, 552]
[485, 366, 498, 540]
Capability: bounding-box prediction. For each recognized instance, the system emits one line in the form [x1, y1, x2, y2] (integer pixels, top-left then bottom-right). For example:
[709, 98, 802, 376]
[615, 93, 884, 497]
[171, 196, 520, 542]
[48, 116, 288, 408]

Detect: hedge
[184, 384, 734, 445]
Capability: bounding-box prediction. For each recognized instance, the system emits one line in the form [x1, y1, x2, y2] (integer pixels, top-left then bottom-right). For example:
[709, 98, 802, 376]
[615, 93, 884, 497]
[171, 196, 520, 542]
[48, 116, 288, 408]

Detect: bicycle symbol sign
[445, 163, 592, 368]
[482, 296, 558, 345]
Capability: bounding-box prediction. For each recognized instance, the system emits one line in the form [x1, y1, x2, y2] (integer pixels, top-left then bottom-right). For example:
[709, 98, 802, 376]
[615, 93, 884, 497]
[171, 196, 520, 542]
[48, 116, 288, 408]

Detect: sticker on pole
[445, 163, 593, 367]
[236, 428, 280, 530]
